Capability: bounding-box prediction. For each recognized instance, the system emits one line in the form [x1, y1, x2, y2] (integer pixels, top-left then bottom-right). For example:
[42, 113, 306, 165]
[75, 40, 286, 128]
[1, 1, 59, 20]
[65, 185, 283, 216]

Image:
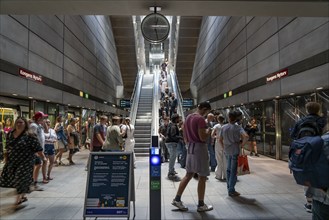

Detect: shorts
[185, 142, 210, 177]
[34, 156, 42, 165]
[44, 144, 55, 156]
[248, 135, 256, 142]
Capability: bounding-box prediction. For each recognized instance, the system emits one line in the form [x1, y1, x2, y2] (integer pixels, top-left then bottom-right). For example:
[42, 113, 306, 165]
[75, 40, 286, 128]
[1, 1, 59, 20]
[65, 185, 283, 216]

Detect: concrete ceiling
[1, 1, 328, 99]
[1, 1, 328, 16]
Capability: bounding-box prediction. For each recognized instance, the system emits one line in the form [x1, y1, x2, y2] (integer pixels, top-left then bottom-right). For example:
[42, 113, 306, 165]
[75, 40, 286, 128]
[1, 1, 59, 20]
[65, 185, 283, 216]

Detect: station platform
[0, 149, 311, 220]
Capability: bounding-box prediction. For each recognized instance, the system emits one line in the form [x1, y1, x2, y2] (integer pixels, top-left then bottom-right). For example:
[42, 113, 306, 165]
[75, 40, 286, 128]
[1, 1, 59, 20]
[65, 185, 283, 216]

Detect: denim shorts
[44, 144, 55, 156]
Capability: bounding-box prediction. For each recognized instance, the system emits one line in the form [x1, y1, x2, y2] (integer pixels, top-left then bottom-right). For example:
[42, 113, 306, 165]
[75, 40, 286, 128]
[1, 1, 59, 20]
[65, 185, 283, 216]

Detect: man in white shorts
[171, 102, 213, 212]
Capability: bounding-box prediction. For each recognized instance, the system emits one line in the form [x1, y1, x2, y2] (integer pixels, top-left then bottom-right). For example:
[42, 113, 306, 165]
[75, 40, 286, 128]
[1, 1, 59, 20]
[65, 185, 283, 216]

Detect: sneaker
[228, 191, 240, 197]
[304, 203, 312, 213]
[197, 204, 213, 212]
[171, 200, 188, 211]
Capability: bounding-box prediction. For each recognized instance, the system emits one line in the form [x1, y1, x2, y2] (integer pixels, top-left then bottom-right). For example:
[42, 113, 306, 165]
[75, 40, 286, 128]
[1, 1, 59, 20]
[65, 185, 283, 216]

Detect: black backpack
[288, 135, 329, 188]
[296, 116, 322, 139]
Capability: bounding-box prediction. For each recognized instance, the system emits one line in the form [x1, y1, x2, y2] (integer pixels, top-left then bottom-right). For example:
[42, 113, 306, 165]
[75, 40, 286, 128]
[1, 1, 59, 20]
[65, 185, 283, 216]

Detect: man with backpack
[309, 131, 329, 220]
[165, 114, 183, 180]
[290, 102, 326, 213]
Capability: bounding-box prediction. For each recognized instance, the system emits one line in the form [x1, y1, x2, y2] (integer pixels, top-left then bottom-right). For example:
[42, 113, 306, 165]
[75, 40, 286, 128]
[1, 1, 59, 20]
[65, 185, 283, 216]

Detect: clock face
[141, 13, 170, 43]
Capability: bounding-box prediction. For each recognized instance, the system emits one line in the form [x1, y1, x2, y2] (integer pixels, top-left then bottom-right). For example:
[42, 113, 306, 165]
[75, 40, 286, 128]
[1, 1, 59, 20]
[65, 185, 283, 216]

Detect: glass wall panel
[264, 101, 276, 157]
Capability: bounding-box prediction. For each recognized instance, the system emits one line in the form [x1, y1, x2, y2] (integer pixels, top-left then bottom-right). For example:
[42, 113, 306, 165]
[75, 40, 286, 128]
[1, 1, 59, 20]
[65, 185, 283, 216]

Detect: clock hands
[154, 17, 159, 40]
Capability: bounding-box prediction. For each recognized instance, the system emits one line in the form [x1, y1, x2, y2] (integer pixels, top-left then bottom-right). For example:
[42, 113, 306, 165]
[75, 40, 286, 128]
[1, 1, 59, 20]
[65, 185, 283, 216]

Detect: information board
[120, 99, 131, 108]
[182, 99, 194, 108]
[84, 152, 134, 219]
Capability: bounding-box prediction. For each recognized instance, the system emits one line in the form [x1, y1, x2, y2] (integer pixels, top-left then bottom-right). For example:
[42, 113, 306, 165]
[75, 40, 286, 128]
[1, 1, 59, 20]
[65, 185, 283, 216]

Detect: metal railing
[169, 70, 185, 121]
[151, 69, 160, 136]
[129, 71, 143, 125]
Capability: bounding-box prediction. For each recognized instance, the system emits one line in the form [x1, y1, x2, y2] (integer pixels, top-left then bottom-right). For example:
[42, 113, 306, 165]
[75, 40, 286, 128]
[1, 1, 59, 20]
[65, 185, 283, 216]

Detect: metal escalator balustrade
[134, 74, 154, 157]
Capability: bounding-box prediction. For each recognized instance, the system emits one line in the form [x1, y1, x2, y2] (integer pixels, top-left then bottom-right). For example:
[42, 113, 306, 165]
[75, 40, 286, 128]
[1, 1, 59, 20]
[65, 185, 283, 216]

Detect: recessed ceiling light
[28, 96, 33, 99]
[112, 104, 116, 107]
[68, 104, 71, 106]
[275, 96, 280, 99]
[289, 93, 295, 96]
[12, 93, 18, 96]
[316, 87, 323, 90]
[260, 99, 263, 101]
[46, 100, 50, 102]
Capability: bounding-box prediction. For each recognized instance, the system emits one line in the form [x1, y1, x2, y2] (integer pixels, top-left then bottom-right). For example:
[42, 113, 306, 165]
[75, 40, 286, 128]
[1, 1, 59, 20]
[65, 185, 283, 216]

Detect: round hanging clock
[141, 13, 170, 43]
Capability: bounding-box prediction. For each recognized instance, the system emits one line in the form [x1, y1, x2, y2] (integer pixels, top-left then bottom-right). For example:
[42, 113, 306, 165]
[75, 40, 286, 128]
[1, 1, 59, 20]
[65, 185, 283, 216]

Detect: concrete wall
[191, 16, 329, 108]
[0, 15, 123, 112]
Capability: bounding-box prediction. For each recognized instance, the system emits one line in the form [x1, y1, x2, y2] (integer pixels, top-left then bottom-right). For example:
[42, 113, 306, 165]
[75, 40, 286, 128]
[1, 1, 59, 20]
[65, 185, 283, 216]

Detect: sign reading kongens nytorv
[84, 152, 133, 218]
[266, 69, 288, 83]
[19, 68, 43, 83]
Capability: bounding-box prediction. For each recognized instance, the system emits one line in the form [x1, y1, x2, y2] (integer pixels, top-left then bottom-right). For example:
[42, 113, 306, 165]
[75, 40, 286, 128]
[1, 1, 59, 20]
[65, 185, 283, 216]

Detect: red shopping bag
[237, 150, 250, 175]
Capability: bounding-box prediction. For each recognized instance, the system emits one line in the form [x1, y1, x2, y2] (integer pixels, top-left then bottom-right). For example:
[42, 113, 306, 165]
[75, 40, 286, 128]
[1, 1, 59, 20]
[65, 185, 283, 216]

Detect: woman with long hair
[245, 117, 259, 157]
[0, 117, 46, 211]
[54, 116, 68, 166]
[124, 117, 136, 167]
[43, 119, 57, 181]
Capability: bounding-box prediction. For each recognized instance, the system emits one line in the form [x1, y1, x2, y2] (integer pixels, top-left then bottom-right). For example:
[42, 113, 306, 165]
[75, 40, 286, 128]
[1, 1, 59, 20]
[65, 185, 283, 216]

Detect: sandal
[42, 179, 49, 184]
[47, 176, 54, 180]
[16, 197, 28, 205]
[13, 204, 27, 211]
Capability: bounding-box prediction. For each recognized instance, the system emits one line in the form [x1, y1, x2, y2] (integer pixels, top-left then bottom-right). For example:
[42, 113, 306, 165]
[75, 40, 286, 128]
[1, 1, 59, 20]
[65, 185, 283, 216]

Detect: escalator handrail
[152, 70, 160, 136]
[169, 70, 185, 121]
[130, 71, 143, 125]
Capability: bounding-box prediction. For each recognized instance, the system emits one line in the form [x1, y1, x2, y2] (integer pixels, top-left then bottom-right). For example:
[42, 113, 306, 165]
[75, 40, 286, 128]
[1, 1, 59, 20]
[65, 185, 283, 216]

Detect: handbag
[237, 148, 250, 175]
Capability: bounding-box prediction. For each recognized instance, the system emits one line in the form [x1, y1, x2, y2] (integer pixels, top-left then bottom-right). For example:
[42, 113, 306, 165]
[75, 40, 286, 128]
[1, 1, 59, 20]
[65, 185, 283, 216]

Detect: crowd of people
[160, 97, 328, 219]
[0, 112, 135, 211]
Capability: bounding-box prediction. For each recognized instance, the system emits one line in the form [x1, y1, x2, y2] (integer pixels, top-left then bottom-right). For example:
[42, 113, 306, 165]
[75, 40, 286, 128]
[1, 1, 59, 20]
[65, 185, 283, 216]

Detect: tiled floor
[0, 149, 311, 220]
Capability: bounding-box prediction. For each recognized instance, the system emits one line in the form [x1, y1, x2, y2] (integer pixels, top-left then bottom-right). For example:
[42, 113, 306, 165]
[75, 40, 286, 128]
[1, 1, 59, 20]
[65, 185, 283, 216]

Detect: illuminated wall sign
[228, 91, 232, 97]
[80, 91, 84, 97]
[182, 99, 193, 108]
[85, 93, 89, 99]
[120, 99, 131, 108]
[224, 93, 227, 98]
[266, 69, 288, 83]
[19, 68, 43, 83]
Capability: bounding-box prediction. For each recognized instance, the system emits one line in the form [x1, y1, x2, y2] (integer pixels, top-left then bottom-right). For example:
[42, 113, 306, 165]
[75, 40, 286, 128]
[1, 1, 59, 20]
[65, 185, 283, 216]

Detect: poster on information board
[83, 152, 134, 219]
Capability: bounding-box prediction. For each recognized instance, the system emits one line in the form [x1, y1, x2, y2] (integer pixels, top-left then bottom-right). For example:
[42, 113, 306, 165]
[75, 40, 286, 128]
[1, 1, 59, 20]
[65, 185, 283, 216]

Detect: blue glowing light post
[150, 135, 161, 220]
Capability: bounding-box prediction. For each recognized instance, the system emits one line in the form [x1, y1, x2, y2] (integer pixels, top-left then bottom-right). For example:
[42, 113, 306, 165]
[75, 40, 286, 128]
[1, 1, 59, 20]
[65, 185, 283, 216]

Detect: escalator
[134, 74, 154, 157]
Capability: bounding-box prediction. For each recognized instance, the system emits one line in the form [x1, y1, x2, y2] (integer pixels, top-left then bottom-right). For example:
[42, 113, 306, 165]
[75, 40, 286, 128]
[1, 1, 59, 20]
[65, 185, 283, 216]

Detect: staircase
[134, 74, 153, 157]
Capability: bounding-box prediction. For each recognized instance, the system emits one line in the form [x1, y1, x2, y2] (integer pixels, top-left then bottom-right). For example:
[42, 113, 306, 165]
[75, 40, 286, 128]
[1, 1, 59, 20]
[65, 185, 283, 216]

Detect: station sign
[19, 68, 43, 83]
[266, 69, 288, 83]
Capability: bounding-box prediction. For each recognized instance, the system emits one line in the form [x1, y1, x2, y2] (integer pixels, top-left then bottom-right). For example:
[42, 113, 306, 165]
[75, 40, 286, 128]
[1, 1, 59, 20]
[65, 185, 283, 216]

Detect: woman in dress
[67, 118, 78, 165]
[124, 117, 136, 167]
[0, 117, 46, 210]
